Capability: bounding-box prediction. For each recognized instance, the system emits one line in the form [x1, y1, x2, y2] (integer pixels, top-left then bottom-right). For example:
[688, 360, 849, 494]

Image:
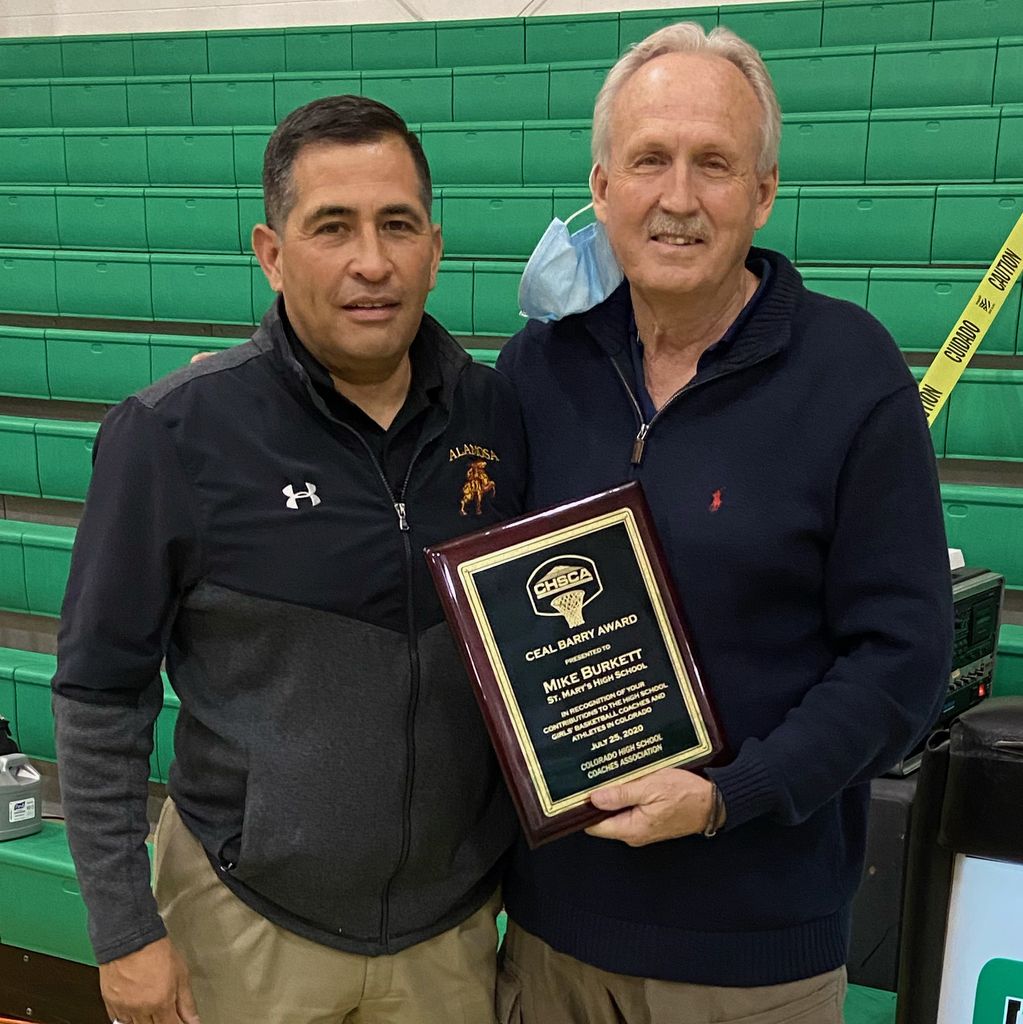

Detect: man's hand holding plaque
[426, 482, 724, 847]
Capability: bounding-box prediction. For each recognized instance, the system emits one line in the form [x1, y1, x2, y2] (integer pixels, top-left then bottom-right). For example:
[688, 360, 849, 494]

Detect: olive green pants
[154, 799, 501, 1024]
[497, 920, 847, 1024]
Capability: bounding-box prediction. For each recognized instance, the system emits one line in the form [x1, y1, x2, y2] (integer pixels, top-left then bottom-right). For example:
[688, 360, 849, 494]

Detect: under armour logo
[283, 483, 321, 509]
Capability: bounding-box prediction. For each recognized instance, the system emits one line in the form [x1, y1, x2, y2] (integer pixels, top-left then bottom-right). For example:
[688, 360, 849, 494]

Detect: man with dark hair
[53, 95, 526, 1024]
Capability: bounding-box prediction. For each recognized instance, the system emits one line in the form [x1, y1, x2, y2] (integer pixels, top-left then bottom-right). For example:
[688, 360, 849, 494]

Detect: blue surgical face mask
[518, 201, 624, 323]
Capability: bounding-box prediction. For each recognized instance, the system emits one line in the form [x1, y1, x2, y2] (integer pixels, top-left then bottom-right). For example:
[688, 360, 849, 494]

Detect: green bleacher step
[996, 623, 1023, 697]
[943, 485, 1023, 589]
[283, 27, 353, 74]
[619, 7, 718, 51]
[822, 0, 934, 47]
[0, 416, 41, 498]
[871, 39, 998, 110]
[718, 1, 824, 52]
[47, 328, 151, 402]
[436, 18, 525, 69]
[0, 821, 96, 966]
[0, 326, 49, 399]
[131, 31, 209, 77]
[525, 12, 619, 64]
[931, 0, 1021, 41]
[51, 76, 129, 128]
[996, 37, 1023, 105]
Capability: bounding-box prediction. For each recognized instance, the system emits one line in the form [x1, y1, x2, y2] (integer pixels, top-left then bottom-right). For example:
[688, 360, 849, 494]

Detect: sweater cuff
[94, 919, 168, 966]
[706, 743, 779, 831]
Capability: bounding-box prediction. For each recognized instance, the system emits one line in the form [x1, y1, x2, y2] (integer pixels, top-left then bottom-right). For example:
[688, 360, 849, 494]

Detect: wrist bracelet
[703, 782, 723, 838]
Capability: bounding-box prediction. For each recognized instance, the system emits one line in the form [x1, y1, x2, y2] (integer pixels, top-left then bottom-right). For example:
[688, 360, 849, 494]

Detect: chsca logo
[527, 556, 602, 628]
[974, 958, 1023, 1023]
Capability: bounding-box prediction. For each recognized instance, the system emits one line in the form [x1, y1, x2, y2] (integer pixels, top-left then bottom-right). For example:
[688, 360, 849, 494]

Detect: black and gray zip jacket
[52, 301, 527, 965]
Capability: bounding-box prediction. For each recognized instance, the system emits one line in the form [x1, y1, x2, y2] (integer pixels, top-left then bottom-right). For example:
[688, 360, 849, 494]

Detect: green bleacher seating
[0, 128, 67, 184]
[780, 110, 869, 183]
[232, 126, 272, 186]
[441, 188, 554, 259]
[352, 22, 438, 71]
[54, 250, 153, 319]
[619, 7, 719, 51]
[765, 45, 874, 113]
[0, 36, 63, 79]
[0, 326, 49, 399]
[523, 119, 592, 184]
[56, 186, 147, 249]
[866, 105, 1001, 183]
[47, 328, 151, 402]
[473, 262, 526, 337]
[437, 18, 525, 68]
[0, 821, 97, 966]
[64, 127, 148, 184]
[145, 188, 242, 253]
[931, 0, 1020, 41]
[0, 247, 57, 314]
[797, 186, 937, 262]
[426, 259, 473, 335]
[549, 60, 613, 120]
[943, 485, 1023, 589]
[35, 420, 99, 501]
[996, 624, 1023, 696]
[526, 13, 620, 64]
[131, 31, 209, 76]
[0, 521, 28, 612]
[0, 185, 59, 246]
[997, 104, 1023, 180]
[192, 73, 275, 127]
[127, 75, 193, 127]
[718, 1, 824, 51]
[150, 253, 253, 323]
[868, 270, 1021, 352]
[361, 68, 453, 124]
[51, 76, 129, 128]
[0, 657, 17, 744]
[206, 28, 285, 75]
[822, 0, 934, 47]
[754, 186, 798, 255]
[945, 370, 1023, 461]
[453, 64, 549, 122]
[14, 654, 58, 760]
[149, 126, 234, 186]
[157, 674, 180, 783]
[10, 522, 74, 617]
[253, 256, 277, 320]
[871, 39, 998, 109]
[0, 416, 41, 498]
[0, 79, 53, 129]
[932, 186, 1023, 262]
[421, 122, 522, 186]
[60, 34, 134, 78]
[282, 26, 353, 73]
[273, 72, 361, 122]
[996, 37, 1023, 105]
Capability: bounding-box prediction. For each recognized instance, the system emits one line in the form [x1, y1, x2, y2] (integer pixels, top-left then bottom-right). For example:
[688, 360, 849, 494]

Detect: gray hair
[592, 22, 782, 177]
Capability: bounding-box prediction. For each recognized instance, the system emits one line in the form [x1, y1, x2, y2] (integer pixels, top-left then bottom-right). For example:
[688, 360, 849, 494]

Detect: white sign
[937, 855, 1023, 1023]
[9, 797, 35, 823]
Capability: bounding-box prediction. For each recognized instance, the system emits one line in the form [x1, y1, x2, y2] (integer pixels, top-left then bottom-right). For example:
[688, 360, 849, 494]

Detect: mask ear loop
[564, 164, 601, 226]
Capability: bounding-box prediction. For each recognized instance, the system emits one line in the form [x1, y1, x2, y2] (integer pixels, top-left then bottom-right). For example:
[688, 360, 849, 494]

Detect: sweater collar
[582, 247, 800, 373]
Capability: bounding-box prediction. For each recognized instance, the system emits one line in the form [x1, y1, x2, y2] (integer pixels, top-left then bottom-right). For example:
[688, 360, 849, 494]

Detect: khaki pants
[153, 799, 501, 1024]
[496, 920, 847, 1024]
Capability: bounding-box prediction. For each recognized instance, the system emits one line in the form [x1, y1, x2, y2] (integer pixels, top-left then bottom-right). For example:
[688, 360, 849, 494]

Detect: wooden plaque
[425, 482, 724, 847]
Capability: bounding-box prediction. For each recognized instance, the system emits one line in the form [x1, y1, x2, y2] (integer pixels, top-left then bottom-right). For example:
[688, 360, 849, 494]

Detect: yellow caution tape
[918, 210, 1023, 426]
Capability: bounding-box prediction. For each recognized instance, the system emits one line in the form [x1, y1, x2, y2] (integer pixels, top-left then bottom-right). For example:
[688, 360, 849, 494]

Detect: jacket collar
[582, 247, 801, 374]
[251, 296, 471, 414]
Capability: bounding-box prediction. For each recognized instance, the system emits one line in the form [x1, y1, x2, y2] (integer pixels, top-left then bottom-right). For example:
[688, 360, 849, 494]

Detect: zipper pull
[395, 502, 409, 531]
[631, 424, 649, 465]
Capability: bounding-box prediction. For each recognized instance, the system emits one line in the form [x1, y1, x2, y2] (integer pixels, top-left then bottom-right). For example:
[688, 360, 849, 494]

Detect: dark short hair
[262, 94, 433, 231]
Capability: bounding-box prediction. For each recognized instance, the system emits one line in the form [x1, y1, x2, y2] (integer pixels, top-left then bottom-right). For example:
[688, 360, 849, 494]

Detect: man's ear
[753, 164, 780, 232]
[428, 222, 443, 292]
[591, 163, 610, 224]
[252, 222, 284, 293]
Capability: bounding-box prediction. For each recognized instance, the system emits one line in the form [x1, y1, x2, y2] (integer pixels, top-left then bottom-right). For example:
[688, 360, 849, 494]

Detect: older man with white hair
[495, 23, 952, 1024]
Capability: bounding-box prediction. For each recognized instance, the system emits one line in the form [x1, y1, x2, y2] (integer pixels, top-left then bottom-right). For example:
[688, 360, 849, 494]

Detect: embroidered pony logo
[460, 461, 496, 516]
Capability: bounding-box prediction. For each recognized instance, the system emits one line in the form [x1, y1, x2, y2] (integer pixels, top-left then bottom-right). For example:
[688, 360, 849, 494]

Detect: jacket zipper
[608, 351, 775, 465]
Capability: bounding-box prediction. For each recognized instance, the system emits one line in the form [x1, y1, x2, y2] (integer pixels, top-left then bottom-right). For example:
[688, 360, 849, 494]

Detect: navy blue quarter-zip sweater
[496, 249, 952, 986]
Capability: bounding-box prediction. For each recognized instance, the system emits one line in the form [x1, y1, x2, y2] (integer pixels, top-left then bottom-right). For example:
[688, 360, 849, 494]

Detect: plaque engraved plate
[426, 482, 724, 847]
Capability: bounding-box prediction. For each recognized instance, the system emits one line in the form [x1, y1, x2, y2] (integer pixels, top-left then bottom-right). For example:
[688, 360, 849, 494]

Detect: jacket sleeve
[52, 397, 201, 964]
[707, 383, 953, 829]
